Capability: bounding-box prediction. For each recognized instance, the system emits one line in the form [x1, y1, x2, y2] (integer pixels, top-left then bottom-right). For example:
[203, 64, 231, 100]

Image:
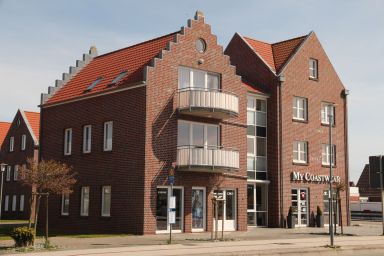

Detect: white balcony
[177, 146, 240, 172]
[177, 88, 239, 119]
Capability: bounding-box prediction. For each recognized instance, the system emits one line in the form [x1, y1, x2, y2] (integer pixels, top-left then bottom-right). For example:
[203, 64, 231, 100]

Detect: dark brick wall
[0, 111, 37, 220]
[39, 88, 147, 234]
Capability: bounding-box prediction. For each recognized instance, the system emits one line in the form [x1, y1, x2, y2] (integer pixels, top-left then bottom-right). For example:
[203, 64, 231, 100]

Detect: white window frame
[83, 125, 92, 153]
[61, 193, 70, 216]
[103, 121, 113, 151]
[13, 165, 18, 181]
[156, 186, 184, 234]
[21, 134, 26, 151]
[9, 137, 14, 152]
[292, 97, 307, 121]
[293, 141, 308, 164]
[6, 166, 11, 181]
[178, 66, 220, 90]
[309, 58, 318, 79]
[20, 195, 25, 211]
[12, 195, 17, 211]
[4, 195, 9, 211]
[80, 187, 90, 216]
[322, 144, 336, 166]
[191, 186, 206, 232]
[101, 186, 111, 217]
[64, 128, 72, 156]
[321, 103, 335, 125]
[177, 120, 220, 149]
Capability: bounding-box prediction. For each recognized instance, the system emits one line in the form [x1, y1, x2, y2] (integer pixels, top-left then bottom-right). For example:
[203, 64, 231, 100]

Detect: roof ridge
[271, 34, 308, 46]
[96, 31, 180, 58]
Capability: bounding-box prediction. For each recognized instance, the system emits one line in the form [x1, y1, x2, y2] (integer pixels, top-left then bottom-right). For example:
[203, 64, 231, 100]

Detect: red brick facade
[0, 110, 39, 220]
[225, 32, 350, 227]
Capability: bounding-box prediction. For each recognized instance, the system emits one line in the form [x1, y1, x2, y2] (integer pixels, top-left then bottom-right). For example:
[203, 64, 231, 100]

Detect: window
[322, 144, 336, 166]
[21, 134, 26, 150]
[9, 137, 14, 152]
[101, 186, 111, 217]
[4, 195, 9, 211]
[13, 165, 18, 181]
[6, 166, 11, 181]
[85, 76, 103, 92]
[321, 103, 335, 125]
[20, 195, 25, 211]
[192, 187, 206, 231]
[61, 193, 69, 216]
[83, 125, 92, 153]
[12, 195, 16, 211]
[103, 122, 113, 151]
[293, 141, 308, 164]
[196, 38, 207, 53]
[109, 71, 128, 86]
[178, 67, 219, 90]
[292, 97, 307, 121]
[80, 187, 90, 216]
[64, 128, 72, 155]
[177, 121, 219, 148]
[309, 58, 318, 79]
[247, 96, 267, 180]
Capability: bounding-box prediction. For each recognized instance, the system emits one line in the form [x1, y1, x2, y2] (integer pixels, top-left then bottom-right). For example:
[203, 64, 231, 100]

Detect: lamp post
[0, 163, 7, 221]
[328, 105, 334, 247]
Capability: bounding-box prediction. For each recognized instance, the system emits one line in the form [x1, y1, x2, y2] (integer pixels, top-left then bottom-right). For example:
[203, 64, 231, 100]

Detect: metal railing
[177, 88, 239, 116]
[177, 145, 239, 170]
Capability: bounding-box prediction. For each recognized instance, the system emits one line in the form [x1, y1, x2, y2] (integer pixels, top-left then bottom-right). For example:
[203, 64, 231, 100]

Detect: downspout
[278, 74, 285, 227]
[343, 89, 350, 225]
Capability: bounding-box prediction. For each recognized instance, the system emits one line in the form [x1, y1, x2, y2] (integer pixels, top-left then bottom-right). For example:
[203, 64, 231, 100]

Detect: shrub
[317, 205, 323, 216]
[9, 226, 34, 247]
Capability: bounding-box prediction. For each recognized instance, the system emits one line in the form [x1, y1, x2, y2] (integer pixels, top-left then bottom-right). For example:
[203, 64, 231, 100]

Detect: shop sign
[291, 171, 341, 183]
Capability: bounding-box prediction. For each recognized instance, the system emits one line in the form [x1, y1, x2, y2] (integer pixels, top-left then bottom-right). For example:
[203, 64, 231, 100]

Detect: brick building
[36, 11, 349, 234]
[225, 31, 350, 227]
[0, 110, 40, 220]
[39, 11, 248, 235]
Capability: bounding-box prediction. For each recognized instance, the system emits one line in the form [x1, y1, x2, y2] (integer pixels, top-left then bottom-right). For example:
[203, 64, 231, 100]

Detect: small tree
[333, 182, 346, 234]
[19, 158, 76, 245]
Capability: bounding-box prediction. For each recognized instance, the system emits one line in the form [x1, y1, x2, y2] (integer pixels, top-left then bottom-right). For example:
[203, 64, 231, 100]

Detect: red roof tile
[46, 31, 178, 105]
[242, 81, 267, 95]
[243, 34, 308, 73]
[0, 122, 11, 147]
[23, 111, 40, 141]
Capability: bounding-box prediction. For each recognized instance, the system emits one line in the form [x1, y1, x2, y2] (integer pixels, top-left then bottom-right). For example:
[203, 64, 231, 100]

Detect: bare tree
[333, 182, 346, 235]
[19, 158, 76, 245]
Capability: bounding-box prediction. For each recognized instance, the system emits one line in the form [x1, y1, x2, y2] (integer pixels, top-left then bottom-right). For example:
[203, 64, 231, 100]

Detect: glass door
[156, 187, 184, 233]
[192, 187, 206, 231]
[291, 188, 309, 227]
[247, 183, 268, 227]
[213, 189, 236, 231]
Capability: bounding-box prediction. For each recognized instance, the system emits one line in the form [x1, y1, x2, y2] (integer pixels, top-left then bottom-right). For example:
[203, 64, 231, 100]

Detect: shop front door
[291, 188, 309, 227]
[213, 189, 236, 231]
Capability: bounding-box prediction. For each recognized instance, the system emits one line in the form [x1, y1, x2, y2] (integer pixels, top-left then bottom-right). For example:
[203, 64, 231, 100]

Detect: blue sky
[0, 0, 383, 182]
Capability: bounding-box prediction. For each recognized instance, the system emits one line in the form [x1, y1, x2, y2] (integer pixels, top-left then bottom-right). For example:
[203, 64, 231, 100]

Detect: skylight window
[84, 77, 103, 92]
[109, 70, 128, 86]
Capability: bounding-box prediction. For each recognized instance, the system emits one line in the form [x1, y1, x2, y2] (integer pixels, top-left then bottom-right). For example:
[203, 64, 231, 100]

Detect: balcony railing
[177, 88, 239, 119]
[177, 145, 239, 172]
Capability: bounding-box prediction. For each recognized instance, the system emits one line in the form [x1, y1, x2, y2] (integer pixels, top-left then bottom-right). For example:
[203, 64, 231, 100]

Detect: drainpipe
[343, 89, 350, 225]
[278, 74, 285, 227]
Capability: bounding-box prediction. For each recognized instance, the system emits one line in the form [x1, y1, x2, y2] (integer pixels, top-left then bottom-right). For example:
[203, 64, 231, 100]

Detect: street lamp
[0, 163, 7, 221]
[328, 105, 335, 247]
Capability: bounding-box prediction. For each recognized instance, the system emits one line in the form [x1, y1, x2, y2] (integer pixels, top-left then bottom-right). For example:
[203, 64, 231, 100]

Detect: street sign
[169, 196, 176, 209]
[169, 210, 176, 224]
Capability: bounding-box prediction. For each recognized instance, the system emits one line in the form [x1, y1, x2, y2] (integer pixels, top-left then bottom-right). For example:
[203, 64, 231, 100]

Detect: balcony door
[178, 66, 220, 90]
[178, 121, 219, 149]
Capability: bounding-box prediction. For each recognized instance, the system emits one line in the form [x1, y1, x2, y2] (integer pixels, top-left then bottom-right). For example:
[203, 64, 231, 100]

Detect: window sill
[309, 77, 319, 82]
[321, 123, 335, 127]
[293, 162, 309, 166]
[292, 118, 308, 124]
[322, 164, 336, 168]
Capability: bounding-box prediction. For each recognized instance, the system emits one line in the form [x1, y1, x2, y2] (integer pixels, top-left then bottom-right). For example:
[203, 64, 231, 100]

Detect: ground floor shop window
[213, 189, 237, 231]
[156, 187, 184, 233]
[192, 187, 206, 231]
[247, 183, 268, 226]
[291, 188, 309, 227]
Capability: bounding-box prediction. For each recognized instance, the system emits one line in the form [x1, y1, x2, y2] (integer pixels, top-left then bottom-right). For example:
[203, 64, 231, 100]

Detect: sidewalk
[1, 221, 383, 254]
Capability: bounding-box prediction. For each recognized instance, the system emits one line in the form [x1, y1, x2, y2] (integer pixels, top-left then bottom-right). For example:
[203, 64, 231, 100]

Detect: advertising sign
[169, 196, 176, 209]
[169, 210, 176, 224]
